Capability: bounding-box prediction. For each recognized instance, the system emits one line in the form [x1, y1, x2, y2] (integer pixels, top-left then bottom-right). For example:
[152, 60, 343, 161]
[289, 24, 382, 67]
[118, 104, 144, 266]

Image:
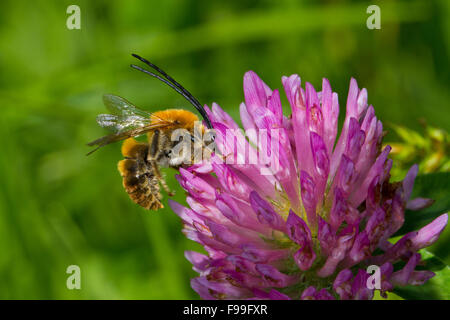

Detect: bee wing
[102, 94, 168, 124]
[96, 113, 152, 133]
[87, 94, 173, 154]
[103, 94, 152, 118]
[86, 121, 173, 155]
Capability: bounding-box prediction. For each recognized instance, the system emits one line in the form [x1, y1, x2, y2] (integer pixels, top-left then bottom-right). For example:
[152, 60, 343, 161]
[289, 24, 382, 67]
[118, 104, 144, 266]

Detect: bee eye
[175, 120, 181, 124]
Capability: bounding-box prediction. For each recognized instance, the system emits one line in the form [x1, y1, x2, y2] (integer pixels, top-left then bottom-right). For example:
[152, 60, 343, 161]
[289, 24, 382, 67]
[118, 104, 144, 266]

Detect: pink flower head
[170, 71, 448, 300]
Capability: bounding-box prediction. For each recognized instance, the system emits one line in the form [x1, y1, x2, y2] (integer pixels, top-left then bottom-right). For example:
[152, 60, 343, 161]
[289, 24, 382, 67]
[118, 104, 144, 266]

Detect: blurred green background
[0, 0, 448, 299]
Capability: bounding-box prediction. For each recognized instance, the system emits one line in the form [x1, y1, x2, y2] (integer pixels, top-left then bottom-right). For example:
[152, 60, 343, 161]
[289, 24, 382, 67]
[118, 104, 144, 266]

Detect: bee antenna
[130, 64, 193, 109]
[130, 53, 213, 129]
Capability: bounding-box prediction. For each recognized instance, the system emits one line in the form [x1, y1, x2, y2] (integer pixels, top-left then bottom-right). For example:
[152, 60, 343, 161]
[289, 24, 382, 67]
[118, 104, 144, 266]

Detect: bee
[87, 54, 215, 210]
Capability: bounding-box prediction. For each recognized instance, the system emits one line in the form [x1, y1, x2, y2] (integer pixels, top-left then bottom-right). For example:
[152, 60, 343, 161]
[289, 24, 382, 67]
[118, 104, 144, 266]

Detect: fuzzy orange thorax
[150, 109, 200, 131]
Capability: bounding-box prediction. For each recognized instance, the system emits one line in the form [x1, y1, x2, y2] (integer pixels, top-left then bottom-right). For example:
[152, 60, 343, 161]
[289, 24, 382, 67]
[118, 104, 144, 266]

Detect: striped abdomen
[117, 139, 163, 210]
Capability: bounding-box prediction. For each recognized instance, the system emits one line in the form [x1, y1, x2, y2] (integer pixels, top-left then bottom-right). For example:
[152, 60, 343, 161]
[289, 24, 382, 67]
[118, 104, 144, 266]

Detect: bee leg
[149, 160, 175, 197]
[147, 129, 175, 197]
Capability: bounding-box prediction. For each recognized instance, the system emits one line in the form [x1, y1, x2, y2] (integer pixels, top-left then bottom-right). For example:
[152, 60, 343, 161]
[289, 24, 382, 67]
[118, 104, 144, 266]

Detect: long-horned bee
[87, 54, 215, 210]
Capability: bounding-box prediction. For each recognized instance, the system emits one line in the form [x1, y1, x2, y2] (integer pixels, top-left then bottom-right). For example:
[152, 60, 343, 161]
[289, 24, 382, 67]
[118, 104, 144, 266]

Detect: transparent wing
[103, 94, 152, 118]
[96, 113, 152, 133]
[87, 94, 173, 155]
[86, 121, 173, 155]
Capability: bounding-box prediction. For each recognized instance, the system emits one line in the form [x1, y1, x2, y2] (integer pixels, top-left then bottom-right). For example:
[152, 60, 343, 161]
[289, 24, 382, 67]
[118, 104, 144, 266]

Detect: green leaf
[373, 290, 404, 300]
[393, 250, 450, 300]
[390, 123, 428, 148]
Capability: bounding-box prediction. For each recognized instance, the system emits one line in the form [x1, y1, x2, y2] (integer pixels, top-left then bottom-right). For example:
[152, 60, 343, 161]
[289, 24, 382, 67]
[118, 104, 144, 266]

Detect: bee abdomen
[118, 158, 163, 210]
